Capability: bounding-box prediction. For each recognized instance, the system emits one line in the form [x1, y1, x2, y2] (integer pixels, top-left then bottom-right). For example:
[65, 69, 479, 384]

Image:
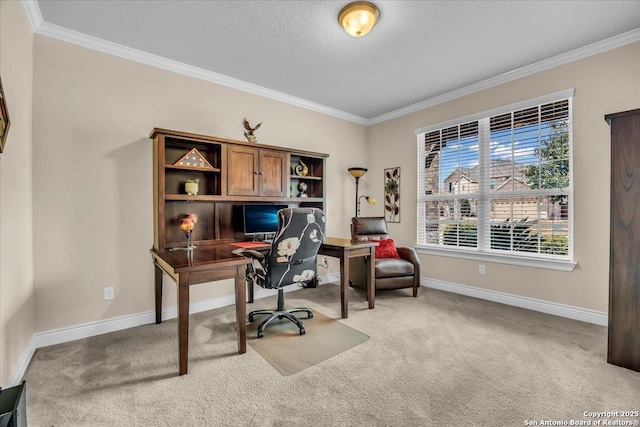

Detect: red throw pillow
[371, 238, 400, 259]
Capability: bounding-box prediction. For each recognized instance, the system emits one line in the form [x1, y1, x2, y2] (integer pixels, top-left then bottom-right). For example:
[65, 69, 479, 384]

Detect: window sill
[414, 246, 577, 272]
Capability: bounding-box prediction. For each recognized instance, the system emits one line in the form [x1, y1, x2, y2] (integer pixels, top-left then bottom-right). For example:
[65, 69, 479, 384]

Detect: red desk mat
[231, 241, 271, 249]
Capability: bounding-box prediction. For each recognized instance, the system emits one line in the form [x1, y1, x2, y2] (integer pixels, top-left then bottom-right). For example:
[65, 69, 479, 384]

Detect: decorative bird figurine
[242, 118, 262, 143]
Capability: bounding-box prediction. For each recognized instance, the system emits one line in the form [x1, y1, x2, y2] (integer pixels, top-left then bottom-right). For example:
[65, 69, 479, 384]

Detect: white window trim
[415, 245, 577, 271]
[415, 89, 576, 270]
[414, 89, 575, 135]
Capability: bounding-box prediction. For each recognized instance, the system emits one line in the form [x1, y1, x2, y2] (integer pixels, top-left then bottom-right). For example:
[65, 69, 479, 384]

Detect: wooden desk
[244, 238, 377, 319]
[151, 244, 251, 376]
[318, 237, 377, 318]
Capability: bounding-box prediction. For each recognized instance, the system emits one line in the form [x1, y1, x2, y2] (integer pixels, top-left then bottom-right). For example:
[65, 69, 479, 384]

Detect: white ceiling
[31, 1, 640, 123]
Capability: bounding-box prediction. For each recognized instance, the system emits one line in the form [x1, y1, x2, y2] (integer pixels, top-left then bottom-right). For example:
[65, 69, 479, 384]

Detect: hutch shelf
[151, 128, 328, 251]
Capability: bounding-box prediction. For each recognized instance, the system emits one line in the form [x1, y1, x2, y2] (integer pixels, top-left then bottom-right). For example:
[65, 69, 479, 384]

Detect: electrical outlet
[104, 287, 115, 301]
[323, 257, 329, 269]
[478, 265, 485, 275]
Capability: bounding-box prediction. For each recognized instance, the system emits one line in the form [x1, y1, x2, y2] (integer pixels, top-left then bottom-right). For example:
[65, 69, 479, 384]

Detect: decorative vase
[170, 215, 198, 252]
[295, 160, 309, 176]
[185, 181, 199, 195]
[179, 217, 196, 250]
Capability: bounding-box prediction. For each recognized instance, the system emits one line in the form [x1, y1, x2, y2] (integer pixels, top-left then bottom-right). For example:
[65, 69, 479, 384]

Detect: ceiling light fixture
[338, 2, 379, 37]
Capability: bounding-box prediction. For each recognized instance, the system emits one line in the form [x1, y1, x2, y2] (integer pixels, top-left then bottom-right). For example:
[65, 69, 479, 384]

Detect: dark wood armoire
[605, 108, 640, 372]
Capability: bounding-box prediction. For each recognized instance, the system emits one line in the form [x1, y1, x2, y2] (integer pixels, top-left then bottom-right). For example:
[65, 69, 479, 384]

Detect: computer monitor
[243, 204, 288, 239]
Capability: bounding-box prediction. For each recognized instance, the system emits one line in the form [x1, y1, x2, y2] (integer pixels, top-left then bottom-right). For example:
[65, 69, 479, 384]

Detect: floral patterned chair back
[254, 207, 325, 289]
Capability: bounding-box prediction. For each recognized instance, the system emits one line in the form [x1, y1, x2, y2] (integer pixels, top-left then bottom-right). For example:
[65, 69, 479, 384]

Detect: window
[416, 90, 573, 267]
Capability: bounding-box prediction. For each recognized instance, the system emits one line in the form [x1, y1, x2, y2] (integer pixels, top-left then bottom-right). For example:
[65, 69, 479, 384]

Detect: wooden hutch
[605, 109, 640, 372]
[150, 128, 328, 252]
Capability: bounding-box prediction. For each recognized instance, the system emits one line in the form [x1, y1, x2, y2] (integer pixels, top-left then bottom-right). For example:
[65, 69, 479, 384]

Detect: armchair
[350, 217, 420, 297]
[243, 207, 325, 338]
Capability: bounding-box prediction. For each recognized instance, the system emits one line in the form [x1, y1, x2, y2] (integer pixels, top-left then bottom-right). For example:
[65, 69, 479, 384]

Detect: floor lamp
[348, 167, 376, 217]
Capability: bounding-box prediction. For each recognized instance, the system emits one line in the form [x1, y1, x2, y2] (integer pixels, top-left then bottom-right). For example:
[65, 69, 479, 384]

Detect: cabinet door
[608, 110, 640, 372]
[259, 150, 287, 197]
[228, 146, 259, 196]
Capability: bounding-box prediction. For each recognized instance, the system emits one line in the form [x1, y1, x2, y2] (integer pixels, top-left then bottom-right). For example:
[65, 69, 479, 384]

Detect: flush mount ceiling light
[338, 2, 379, 37]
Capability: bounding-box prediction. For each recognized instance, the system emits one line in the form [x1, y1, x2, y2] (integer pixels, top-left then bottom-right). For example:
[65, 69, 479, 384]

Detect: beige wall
[368, 41, 640, 312]
[31, 36, 368, 332]
[0, 1, 35, 385]
[5, 10, 639, 381]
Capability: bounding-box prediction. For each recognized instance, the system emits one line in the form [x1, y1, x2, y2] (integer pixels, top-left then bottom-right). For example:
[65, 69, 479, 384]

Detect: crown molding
[20, 0, 43, 31]
[18, 1, 640, 127]
[21, 2, 369, 126]
[368, 27, 640, 125]
[35, 22, 370, 125]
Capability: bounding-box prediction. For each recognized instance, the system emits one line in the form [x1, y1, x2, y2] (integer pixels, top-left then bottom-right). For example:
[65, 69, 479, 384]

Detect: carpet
[21, 284, 640, 426]
[247, 309, 370, 376]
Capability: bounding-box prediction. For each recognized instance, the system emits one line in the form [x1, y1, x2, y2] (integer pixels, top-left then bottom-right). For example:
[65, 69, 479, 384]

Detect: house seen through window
[416, 91, 572, 261]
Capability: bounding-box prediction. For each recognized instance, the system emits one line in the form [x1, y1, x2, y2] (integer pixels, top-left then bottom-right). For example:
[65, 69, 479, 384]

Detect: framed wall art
[384, 167, 400, 223]
[0, 77, 10, 153]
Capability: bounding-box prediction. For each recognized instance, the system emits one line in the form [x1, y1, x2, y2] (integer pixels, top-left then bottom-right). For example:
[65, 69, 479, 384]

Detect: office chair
[350, 217, 420, 297]
[243, 207, 325, 338]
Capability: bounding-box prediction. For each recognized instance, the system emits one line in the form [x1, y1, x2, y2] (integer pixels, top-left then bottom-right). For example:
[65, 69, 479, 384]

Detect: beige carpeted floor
[23, 284, 640, 426]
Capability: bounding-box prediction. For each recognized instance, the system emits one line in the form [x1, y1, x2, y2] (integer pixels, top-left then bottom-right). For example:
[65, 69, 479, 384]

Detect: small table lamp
[171, 213, 199, 251]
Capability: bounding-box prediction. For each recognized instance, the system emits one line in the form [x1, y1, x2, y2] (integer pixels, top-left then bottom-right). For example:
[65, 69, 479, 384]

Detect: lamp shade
[348, 167, 368, 178]
[339, 2, 379, 37]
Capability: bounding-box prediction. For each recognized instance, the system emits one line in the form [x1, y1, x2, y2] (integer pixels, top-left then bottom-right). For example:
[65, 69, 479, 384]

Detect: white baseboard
[5, 273, 341, 387]
[6, 335, 36, 387]
[8, 273, 603, 387]
[421, 277, 608, 326]
[319, 272, 340, 284]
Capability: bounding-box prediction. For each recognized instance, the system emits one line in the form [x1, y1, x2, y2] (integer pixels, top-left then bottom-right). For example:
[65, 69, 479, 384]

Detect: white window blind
[416, 90, 573, 261]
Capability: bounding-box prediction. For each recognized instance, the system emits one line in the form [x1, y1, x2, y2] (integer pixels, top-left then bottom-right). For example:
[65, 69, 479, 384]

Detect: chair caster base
[249, 307, 312, 338]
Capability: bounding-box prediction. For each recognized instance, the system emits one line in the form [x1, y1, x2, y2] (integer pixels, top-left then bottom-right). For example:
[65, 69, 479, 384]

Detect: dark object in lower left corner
[0, 380, 26, 427]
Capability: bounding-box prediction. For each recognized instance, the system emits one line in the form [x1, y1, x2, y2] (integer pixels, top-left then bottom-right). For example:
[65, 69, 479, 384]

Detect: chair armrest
[397, 247, 421, 285]
[397, 247, 420, 267]
[242, 250, 265, 261]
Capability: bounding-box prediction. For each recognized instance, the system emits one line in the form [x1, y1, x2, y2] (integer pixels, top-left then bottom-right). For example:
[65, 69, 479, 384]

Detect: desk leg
[177, 274, 189, 376]
[340, 255, 349, 318]
[367, 251, 375, 309]
[154, 263, 163, 324]
[247, 281, 254, 304]
[235, 266, 247, 354]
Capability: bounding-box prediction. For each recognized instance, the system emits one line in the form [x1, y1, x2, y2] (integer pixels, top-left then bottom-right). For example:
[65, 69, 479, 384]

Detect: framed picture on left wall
[0, 77, 10, 153]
